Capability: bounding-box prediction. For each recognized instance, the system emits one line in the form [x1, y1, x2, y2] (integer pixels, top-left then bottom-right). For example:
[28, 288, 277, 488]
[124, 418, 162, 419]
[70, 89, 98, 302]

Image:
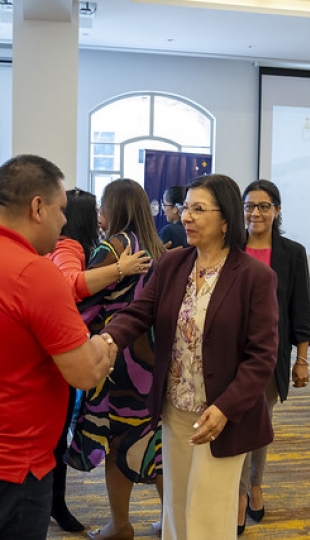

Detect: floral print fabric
[166, 258, 225, 413]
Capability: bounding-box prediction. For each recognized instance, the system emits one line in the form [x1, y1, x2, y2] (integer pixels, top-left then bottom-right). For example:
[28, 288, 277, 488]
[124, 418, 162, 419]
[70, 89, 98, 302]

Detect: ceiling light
[79, 2, 96, 16]
[0, 0, 13, 9]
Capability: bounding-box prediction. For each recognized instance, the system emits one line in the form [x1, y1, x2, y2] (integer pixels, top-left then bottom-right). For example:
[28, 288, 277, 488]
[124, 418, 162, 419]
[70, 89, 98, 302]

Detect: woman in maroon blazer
[103, 174, 279, 540]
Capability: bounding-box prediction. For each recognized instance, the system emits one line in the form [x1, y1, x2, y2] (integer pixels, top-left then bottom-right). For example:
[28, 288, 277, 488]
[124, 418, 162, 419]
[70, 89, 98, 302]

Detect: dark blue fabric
[144, 149, 212, 231]
[158, 220, 188, 248]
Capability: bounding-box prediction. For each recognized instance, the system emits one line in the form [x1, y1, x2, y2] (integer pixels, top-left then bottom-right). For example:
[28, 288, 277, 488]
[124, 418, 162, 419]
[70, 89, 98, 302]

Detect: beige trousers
[162, 401, 245, 540]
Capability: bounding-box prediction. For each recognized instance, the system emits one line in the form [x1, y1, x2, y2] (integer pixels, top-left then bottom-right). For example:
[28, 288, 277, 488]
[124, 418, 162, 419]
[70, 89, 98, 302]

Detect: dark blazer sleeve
[105, 247, 192, 351]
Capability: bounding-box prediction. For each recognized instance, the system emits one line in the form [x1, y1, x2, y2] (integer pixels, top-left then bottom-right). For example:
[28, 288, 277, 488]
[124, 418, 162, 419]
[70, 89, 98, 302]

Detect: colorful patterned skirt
[66, 340, 162, 483]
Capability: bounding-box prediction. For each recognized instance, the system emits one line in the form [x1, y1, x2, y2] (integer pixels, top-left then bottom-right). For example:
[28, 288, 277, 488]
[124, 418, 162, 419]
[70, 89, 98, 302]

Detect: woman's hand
[101, 333, 119, 370]
[292, 361, 309, 388]
[189, 405, 228, 445]
[119, 244, 151, 276]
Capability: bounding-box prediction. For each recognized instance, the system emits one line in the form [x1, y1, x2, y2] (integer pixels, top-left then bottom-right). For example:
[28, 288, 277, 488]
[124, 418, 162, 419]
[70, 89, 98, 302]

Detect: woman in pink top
[48, 189, 150, 304]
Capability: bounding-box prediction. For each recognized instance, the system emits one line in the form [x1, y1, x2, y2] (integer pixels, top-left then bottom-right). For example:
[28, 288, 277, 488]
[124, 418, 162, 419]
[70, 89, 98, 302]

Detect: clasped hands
[189, 404, 227, 445]
[101, 332, 119, 379]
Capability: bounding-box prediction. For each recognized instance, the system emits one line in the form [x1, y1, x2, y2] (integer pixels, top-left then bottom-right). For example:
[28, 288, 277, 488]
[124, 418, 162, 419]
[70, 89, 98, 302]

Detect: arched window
[89, 91, 215, 200]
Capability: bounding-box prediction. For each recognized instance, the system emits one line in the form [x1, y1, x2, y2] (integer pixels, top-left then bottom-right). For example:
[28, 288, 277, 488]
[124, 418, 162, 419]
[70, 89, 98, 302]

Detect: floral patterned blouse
[166, 258, 226, 413]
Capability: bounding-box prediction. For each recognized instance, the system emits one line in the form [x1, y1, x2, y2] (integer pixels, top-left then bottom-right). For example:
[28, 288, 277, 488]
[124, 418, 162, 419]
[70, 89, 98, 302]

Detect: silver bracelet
[296, 355, 309, 365]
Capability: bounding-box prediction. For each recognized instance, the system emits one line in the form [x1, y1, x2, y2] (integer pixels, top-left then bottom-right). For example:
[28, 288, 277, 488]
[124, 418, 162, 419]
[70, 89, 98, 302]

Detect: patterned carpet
[47, 383, 310, 540]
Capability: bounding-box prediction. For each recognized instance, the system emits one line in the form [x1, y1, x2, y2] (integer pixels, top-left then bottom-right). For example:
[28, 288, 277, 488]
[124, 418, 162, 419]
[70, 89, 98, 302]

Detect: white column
[12, 0, 78, 188]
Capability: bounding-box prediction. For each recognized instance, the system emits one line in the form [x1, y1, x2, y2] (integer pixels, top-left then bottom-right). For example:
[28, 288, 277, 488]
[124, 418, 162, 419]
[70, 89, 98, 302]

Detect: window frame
[88, 91, 215, 195]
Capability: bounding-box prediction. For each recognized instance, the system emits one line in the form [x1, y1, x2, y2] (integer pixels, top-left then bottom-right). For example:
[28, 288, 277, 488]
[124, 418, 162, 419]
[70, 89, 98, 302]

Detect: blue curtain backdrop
[144, 149, 212, 231]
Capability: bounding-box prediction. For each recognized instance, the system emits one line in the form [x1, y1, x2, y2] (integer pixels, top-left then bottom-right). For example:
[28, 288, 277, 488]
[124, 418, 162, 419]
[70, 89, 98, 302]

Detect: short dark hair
[164, 186, 186, 206]
[186, 174, 246, 248]
[61, 188, 98, 264]
[0, 154, 64, 209]
[242, 179, 283, 234]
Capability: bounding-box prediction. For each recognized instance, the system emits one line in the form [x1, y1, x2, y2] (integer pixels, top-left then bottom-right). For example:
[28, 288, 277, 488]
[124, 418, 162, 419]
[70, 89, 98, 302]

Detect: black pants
[52, 386, 76, 503]
[0, 471, 53, 540]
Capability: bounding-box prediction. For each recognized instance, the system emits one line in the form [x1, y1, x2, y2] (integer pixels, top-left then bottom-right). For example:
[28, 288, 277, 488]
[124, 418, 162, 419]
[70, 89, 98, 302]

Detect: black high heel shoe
[237, 522, 246, 536]
[237, 494, 249, 536]
[248, 504, 265, 523]
[248, 486, 265, 522]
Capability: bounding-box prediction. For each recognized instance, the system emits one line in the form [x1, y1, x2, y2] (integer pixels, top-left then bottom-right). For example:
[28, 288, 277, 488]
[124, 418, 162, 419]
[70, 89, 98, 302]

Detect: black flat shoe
[248, 504, 265, 523]
[51, 504, 85, 532]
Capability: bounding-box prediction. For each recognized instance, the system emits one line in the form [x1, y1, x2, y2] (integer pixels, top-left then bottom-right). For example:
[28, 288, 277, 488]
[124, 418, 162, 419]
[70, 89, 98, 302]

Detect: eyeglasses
[161, 202, 174, 209]
[177, 204, 221, 220]
[244, 202, 276, 214]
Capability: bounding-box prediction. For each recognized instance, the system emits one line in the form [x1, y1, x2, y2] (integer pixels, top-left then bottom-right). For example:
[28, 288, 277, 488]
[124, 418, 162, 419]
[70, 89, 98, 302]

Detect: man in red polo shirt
[0, 155, 113, 540]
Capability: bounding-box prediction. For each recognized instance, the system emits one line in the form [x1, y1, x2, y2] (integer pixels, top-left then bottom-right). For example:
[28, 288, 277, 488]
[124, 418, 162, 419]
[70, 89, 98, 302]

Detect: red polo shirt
[0, 226, 89, 483]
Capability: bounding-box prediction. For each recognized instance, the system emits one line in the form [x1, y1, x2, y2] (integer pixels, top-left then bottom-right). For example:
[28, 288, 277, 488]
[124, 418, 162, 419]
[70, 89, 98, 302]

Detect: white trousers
[162, 401, 245, 540]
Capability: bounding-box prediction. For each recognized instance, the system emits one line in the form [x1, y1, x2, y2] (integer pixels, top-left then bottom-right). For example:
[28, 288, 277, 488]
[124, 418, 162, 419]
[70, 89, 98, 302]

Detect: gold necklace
[197, 255, 227, 278]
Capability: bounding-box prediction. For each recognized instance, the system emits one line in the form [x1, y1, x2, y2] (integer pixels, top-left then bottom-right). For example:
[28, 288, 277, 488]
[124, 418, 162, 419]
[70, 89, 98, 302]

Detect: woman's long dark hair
[61, 188, 98, 264]
[101, 179, 165, 262]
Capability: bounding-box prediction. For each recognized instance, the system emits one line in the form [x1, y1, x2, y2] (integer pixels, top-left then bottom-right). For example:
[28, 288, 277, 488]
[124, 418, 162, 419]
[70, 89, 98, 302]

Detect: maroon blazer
[105, 246, 279, 458]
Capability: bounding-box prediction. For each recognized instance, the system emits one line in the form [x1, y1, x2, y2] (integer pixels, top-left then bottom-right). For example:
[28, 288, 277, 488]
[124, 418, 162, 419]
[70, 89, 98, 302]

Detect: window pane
[91, 95, 151, 144]
[153, 96, 211, 148]
[93, 143, 115, 155]
[92, 131, 115, 143]
[90, 142, 120, 171]
[91, 174, 119, 203]
[93, 157, 114, 170]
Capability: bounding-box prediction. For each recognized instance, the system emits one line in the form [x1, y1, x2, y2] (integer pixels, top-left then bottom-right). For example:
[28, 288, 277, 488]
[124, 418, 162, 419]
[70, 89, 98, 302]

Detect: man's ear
[30, 196, 43, 223]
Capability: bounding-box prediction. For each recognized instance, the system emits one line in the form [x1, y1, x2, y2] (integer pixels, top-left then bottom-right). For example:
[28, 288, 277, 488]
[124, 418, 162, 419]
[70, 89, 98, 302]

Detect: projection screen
[259, 67, 310, 253]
